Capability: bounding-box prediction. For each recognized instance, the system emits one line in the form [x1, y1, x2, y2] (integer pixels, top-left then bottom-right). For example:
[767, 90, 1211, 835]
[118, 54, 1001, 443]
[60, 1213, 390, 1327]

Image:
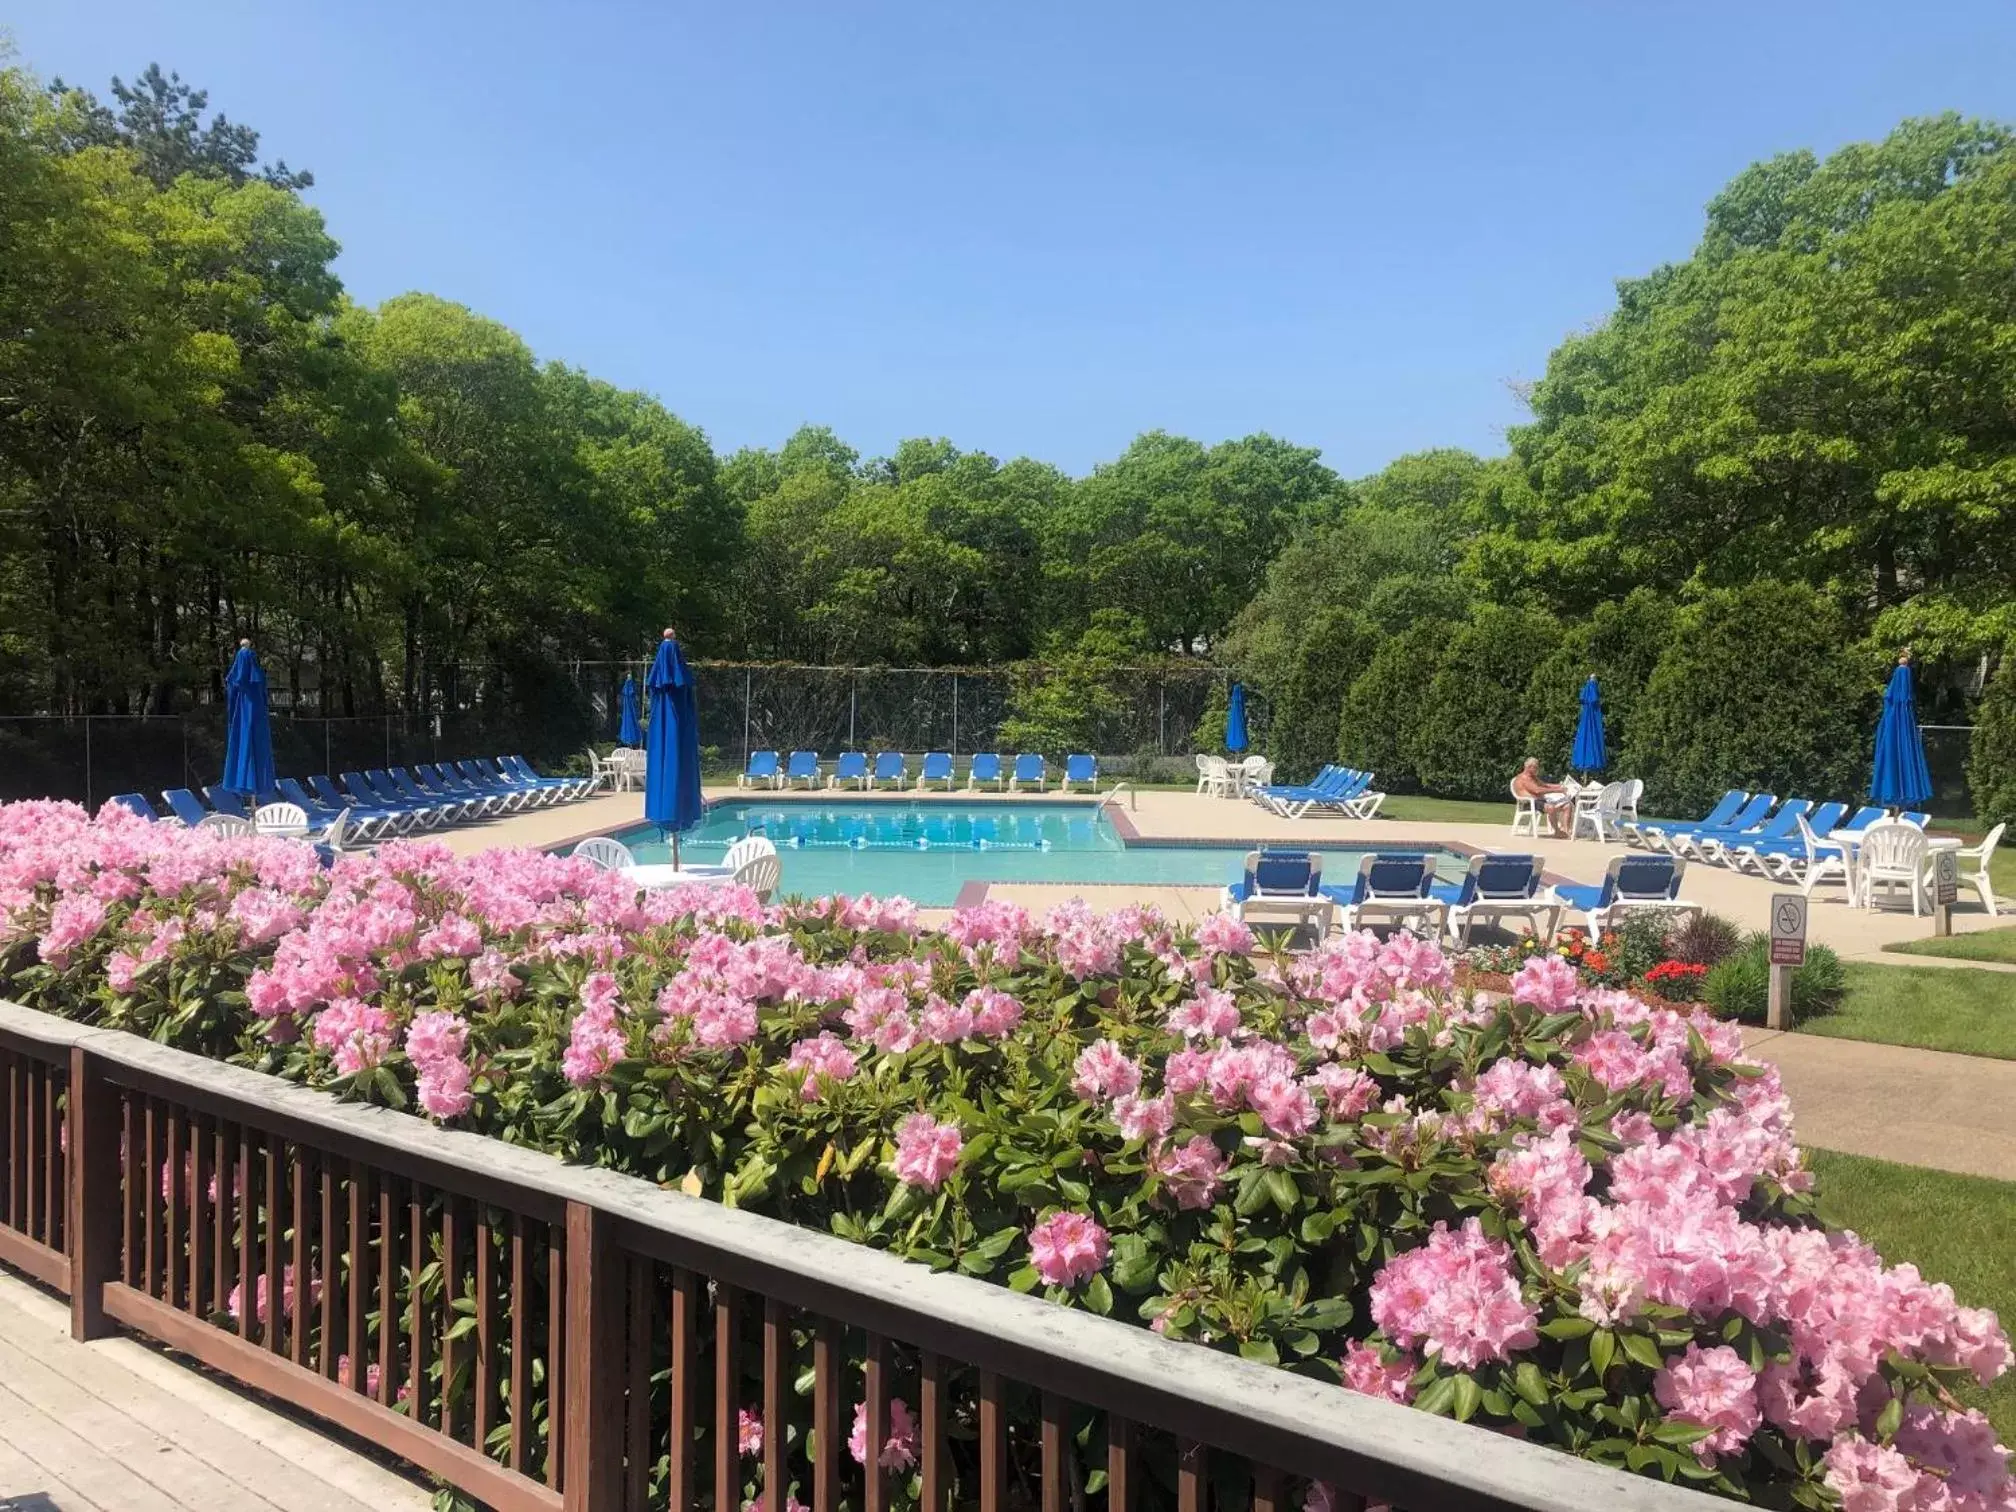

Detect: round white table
[623, 864, 735, 891]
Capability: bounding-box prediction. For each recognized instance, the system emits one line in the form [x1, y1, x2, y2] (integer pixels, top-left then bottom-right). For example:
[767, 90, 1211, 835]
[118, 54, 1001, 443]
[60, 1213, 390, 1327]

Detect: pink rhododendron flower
[1653, 1344, 1760, 1462]
[1071, 1039, 1141, 1103]
[1193, 911, 1253, 957]
[417, 1057, 474, 1120]
[892, 1113, 963, 1190]
[1151, 1134, 1229, 1210]
[738, 1408, 762, 1457]
[784, 1033, 857, 1100]
[1028, 1211, 1110, 1287]
[1509, 954, 1580, 1012]
[1368, 1219, 1538, 1370]
[848, 1398, 918, 1469]
[1111, 1093, 1175, 1144]
[1340, 1340, 1416, 1404]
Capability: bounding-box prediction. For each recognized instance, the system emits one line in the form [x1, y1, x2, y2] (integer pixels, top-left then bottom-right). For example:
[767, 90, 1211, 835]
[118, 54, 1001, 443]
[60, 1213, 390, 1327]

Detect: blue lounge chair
[1324, 853, 1442, 934]
[277, 777, 383, 840]
[342, 771, 440, 828]
[369, 768, 460, 827]
[161, 788, 213, 827]
[1258, 767, 1383, 821]
[871, 752, 908, 790]
[829, 752, 870, 790]
[1551, 855, 1698, 935]
[1432, 853, 1557, 947]
[1061, 754, 1099, 792]
[500, 755, 591, 802]
[1682, 797, 1809, 863]
[740, 750, 783, 790]
[1728, 801, 1848, 874]
[310, 774, 411, 834]
[966, 753, 1005, 791]
[204, 786, 253, 819]
[1010, 754, 1047, 792]
[785, 751, 822, 789]
[1627, 790, 1754, 852]
[476, 758, 563, 807]
[458, 760, 543, 810]
[1221, 850, 1332, 933]
[104, 793, 160, 821]
[387, 767, 478, 822]
[418, 764, 502, 813]
[916, 752, 954, 791]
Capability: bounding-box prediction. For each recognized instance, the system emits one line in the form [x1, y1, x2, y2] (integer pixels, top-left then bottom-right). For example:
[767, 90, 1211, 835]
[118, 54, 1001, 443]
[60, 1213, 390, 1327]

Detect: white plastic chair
[1237, 756, 1271, 796]
[1197, 756, 1233, 798]
[1510, 780, 1544, 838]
[1572, 782, 1627, 843]
[573, 836, 637, 872]
[1857, 820, 1930, 914]
[1954, 822, 2006, 915]
[1620, 778, 1643, 823]
[196, 813, 255, 836]
[253, 801, 309, 835]
[729, 836, 782, 902]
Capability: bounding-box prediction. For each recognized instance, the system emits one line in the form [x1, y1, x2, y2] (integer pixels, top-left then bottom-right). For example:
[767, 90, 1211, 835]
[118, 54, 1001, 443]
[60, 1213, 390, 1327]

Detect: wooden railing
[0, 999, 1715, 1512]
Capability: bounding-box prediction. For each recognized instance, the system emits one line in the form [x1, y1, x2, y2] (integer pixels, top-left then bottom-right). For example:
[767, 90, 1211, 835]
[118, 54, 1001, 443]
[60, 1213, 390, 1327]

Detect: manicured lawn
[1887, 925, 2016, 965]
[1807, 1149, 2016, 1441]
[1797, 962, 2016, 1061]
[1377, 794, 1511, 826]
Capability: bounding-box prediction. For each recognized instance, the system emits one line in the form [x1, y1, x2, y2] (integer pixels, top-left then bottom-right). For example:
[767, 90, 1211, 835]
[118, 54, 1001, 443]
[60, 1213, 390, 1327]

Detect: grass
[1887, 926, 2016, 965]
[1807, 1149, 2016, 1441]
[1376, 794, 1511, 826]
[1795, 962, 2016, 1060]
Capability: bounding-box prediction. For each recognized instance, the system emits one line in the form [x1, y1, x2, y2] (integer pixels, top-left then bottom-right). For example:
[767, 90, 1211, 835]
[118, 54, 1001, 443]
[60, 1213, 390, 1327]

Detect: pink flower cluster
[404, 1010, 473, 1120]
[1368, 1218, 1540, 1371]
[1027, 1211, 1110, 1288]
[847, 1398, 918, 1469]
[892, 1114, 963, 1191]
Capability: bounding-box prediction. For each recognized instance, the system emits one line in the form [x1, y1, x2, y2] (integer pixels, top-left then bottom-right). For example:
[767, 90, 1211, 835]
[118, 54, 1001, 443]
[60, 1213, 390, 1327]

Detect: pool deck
[435, 785, 2008, 967]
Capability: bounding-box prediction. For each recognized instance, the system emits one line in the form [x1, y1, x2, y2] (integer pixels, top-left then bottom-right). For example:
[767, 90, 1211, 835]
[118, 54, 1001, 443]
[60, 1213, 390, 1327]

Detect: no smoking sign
[1769, 894, 1808, 967]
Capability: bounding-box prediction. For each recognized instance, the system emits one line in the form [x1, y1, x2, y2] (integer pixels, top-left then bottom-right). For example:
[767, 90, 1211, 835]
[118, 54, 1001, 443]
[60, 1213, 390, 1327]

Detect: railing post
[67, 1046, 120, 1340]
[562, 1200, 623, 1512]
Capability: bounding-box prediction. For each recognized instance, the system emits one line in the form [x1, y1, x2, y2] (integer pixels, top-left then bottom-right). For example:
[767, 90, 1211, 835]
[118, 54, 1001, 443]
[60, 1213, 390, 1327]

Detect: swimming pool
[611, 801, 1467, 907]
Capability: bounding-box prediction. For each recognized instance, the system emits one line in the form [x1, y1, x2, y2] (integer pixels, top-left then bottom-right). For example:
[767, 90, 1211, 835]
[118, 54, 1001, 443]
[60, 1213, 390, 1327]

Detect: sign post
[1767, 894, 1808, 1031]
[1932, 850, 1959, 938]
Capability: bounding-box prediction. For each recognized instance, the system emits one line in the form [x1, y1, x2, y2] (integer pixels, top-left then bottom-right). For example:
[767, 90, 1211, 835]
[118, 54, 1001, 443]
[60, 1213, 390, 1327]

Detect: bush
[1666, 911, 1746, 968]
[1336, 619, 1453, 792]
[1703, 934, 1848, 1025]
[1271, 610, 1377, 783]
[1968, 644, 2016, 830]
[1624, 583, 1871, 817]
[3, 801, 2011, 1509]
[1410, 606, 1563, 800]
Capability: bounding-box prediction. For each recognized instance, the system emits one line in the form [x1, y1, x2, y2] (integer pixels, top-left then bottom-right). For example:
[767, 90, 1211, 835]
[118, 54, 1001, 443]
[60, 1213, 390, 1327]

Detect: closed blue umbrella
[220, 640, 276, 802]
[1225, 682, 1249, 754]
[1572, 674, 1608, 774]
[618, 674, 643, 746]
[645, 629, 704, 866]
[1869, 655, 1933, 809]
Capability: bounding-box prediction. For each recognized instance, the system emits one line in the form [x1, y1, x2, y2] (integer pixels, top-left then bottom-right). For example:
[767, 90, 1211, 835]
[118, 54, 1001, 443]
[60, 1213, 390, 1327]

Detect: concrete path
[0, 1274, 429, 1512]
[1743, 1029, 2016, 1183]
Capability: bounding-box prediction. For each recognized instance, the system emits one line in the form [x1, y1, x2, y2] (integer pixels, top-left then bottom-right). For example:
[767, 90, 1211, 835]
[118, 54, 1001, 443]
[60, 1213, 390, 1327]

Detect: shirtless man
[1514, 757, 1571, 838]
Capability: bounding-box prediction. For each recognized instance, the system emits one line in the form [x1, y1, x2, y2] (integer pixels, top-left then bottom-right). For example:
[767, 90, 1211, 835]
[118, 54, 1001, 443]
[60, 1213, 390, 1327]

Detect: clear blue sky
[12, 2, 2016, 477]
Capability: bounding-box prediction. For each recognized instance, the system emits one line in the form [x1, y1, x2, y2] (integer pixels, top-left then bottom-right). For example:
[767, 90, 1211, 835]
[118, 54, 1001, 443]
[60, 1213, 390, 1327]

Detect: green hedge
[1271, 609, 1376, 783]
[1968, 644, 2016, 830]
[1409, 606, 1562, 800]
[1336, 619, 1452, 792]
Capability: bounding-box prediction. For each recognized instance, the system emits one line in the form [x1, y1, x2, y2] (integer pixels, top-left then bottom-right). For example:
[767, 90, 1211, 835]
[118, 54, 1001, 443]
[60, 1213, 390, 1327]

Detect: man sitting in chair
[1514, 757, 1572, 839]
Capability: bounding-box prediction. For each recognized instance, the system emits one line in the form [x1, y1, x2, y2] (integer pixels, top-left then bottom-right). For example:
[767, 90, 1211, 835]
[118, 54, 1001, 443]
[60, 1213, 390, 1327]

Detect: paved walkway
[0, 1275, 428, 1512]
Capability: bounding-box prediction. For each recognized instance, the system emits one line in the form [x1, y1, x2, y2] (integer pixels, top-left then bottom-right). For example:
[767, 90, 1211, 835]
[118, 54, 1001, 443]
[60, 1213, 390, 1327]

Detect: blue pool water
[613, 801, 1466, 907]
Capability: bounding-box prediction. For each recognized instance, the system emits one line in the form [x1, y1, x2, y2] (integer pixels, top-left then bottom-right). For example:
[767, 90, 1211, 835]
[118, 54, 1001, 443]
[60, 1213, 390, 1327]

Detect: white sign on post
[1769, 894, 1808, 967]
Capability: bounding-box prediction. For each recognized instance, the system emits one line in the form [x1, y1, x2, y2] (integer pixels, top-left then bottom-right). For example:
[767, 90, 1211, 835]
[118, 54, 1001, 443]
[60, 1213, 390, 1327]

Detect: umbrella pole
[673, 832, 681, 870]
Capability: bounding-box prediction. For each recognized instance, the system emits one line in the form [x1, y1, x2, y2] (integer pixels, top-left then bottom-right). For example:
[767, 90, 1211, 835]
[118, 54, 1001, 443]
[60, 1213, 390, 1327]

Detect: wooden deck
[0, 1272, 429, 1512]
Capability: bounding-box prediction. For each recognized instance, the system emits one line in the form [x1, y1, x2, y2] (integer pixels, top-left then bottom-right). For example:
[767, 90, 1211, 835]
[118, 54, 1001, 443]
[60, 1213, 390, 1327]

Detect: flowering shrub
[1643, 960, 1710, 1004]
[0, 798, 2011, 1511]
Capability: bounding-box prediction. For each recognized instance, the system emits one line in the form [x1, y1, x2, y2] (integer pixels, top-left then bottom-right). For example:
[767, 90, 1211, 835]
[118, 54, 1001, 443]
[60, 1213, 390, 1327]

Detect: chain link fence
[1, 662, 1249, 808]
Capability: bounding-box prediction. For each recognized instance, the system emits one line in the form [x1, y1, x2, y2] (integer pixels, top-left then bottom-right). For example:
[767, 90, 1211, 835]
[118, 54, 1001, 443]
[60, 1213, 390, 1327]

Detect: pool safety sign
[1934, 850, 1960, 907]
[1769, 894, 1808, 967]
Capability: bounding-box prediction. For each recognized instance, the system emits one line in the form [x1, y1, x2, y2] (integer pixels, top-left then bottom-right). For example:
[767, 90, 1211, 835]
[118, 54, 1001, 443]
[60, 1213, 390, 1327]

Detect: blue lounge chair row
[1620, 789, 1928, 894]
[1222, 848, 1698, 944]
[104, 757, 596, 843]
[1249, 765, 1386, 821]
[738, 750, 1099, 793]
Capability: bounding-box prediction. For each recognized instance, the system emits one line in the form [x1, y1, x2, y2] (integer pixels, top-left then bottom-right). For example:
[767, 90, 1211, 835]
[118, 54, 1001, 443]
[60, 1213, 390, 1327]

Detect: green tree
[48, 63, 311, 188]
[1523, 589, 1677, 773]
[1624, 583, 1872, 815]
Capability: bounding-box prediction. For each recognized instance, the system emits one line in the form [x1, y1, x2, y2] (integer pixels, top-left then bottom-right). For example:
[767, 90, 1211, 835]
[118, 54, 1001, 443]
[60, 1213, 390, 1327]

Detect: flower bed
[1, 798, 2011, 1511]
